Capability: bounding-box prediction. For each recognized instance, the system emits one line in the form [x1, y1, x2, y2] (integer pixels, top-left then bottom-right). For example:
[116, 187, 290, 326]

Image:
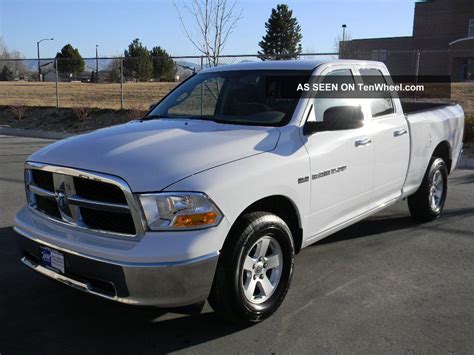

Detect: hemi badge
[298, 176, 309, 184]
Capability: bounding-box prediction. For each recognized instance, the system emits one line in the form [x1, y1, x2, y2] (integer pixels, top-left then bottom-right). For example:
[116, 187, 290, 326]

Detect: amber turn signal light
[173, 211, 219, 228]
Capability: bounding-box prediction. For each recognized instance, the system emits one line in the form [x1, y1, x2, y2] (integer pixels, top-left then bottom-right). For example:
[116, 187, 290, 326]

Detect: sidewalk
[0, 127, 74, 140]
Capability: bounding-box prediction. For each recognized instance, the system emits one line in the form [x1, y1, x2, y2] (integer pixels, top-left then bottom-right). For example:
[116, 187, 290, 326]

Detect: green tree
[150, 46, 177, 81]
[55, 44, 85, 80]
[123, 39, 153, 81]
[106, 58, 122, 83]
[0, 65, 14, 81]
[258, 4, 303, 60]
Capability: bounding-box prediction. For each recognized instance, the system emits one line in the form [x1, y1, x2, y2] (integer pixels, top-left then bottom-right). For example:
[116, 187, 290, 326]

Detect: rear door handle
[355, 137, 372, 147]
[393, 128, 407, 137]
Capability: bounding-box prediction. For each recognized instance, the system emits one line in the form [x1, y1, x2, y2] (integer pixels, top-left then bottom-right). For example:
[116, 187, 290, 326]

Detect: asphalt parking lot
[0, 135, 473, 354]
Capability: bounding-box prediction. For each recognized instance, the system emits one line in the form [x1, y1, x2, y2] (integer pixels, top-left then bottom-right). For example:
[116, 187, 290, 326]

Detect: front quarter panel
[164, 125, 311, 252]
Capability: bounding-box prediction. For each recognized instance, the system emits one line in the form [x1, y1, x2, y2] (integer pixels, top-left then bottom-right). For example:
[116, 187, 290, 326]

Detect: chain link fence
[0, 50, 473, 116]
[0, 53, 338, 111]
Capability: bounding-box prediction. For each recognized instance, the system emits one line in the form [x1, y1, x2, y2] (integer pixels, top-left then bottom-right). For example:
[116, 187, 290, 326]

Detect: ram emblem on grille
[54, 191, 68, 215]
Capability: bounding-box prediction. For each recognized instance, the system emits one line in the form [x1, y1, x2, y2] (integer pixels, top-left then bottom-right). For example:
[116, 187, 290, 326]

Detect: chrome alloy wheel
[241, 236, 283, 304]
[429, 169, 444, 213]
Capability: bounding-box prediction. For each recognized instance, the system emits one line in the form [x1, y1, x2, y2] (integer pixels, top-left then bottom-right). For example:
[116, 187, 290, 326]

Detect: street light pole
[37, 42, 40, 81]
[341, 24, 347, 57]
[36, 38, 54, 82]
[95, 44, 99, 83]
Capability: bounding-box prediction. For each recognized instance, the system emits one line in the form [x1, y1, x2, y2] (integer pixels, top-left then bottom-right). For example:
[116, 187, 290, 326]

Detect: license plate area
[40, 246, 65, 274]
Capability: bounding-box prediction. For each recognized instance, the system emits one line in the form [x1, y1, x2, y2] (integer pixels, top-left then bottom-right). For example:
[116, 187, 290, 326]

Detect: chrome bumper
[16, 228, 219, 307]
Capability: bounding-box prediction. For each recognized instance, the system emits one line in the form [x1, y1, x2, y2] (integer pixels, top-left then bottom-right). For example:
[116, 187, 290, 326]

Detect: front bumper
[15, 228, 219, 307]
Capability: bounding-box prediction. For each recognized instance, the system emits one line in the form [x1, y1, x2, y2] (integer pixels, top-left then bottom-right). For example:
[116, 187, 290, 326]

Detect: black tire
[408, 157, 448, 222]
[208, 212, 295, 323]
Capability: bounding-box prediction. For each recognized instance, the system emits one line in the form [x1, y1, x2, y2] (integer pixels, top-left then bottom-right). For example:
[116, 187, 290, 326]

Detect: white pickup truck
[15, 60, 464, 323]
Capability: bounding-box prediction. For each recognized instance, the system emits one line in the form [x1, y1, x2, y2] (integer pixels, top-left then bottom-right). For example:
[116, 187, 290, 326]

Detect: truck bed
[402, 102, 464, 197]
[401, 101, 456, 115]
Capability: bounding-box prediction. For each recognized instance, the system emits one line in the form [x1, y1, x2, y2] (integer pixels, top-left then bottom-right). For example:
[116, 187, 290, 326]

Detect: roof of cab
[199, 59, 385, 73]
[200, 60, 330, 73]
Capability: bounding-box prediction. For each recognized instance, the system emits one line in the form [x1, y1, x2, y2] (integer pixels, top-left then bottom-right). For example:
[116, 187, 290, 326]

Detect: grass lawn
[0, 81, 178, 110]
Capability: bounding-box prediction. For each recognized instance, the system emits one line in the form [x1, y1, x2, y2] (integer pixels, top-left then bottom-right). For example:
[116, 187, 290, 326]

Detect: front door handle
[355, 137, 372, 147]
[393, 128, 408, 137]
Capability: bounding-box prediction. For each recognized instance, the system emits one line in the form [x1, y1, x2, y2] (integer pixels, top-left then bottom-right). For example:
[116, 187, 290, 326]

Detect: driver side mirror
[304, 105, 364, 135]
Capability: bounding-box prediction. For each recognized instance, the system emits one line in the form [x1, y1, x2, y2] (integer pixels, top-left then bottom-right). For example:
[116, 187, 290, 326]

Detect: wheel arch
[230, 195, 304, 254]
[432, 141, 452, 173]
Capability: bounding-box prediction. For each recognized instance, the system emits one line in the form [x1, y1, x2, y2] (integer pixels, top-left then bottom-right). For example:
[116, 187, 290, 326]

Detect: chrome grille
[25, 162, 144, 238]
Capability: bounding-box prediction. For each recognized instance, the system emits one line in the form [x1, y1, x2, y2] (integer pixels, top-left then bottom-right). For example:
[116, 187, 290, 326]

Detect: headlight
[139, 192, 223, 230]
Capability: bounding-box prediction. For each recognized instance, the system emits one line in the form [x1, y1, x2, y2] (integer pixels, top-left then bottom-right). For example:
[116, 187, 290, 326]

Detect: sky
[0, 0, 416, 59]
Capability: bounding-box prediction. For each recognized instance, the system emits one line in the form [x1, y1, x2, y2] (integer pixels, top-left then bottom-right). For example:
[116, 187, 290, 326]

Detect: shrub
[73, 106, 93, 121]
[126, 105, 147, 120]
[9, 103, 28, 120]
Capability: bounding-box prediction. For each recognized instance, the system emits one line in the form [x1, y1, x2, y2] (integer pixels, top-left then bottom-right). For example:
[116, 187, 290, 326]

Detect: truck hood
[29, 119, 280, 192]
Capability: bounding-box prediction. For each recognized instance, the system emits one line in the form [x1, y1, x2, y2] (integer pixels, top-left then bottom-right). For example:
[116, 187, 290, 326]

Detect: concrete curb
[0, 127, 74, 140]
[458, 157, 474, 170]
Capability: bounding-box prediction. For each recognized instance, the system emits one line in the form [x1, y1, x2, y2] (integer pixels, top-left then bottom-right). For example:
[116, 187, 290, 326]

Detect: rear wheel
[208, 212, 295, 323]
[408, 157, 448, 222]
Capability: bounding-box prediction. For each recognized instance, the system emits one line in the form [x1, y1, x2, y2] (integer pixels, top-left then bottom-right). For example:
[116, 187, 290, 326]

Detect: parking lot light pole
[341, 24, 347, 57]
[95, 45, 99, 83]
[36, 38, 54, 82]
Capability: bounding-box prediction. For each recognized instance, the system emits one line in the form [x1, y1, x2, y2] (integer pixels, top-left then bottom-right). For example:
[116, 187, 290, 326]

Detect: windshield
[146, 70, 312, 126]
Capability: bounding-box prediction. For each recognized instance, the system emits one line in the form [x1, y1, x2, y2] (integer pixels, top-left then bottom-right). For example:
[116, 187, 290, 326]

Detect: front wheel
[208, 212, 295, 323]
[408, 157, 448, 222]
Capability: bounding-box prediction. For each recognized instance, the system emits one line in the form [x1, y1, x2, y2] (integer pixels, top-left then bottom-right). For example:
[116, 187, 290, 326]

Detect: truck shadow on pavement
[316, 206, 474, 245]
[0, 226, 248, 354]
[1, 204, 473, 353]
[449, 171, 474, 185]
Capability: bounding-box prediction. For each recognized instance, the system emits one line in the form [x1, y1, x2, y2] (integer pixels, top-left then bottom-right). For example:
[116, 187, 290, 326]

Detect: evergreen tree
[258, 4, 303, 60]
[123, 39, 153, 82]
[150, 46, 177, 82]
[0, 65, 14, 81]
[55, 44, 85, 80]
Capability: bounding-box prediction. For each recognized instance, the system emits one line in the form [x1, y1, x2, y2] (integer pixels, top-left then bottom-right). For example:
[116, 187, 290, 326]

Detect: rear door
[354, 65, 410, 207]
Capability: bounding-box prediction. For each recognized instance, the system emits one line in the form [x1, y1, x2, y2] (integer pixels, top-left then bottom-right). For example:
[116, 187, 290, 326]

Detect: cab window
[310, 68, 357, 123]
[359, 68, 395, 118]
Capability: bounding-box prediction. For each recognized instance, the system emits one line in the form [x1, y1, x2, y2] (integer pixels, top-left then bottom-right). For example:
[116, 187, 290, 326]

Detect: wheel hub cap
[241, 236, 283, 304]
[429, 170, 444, 213]
[255, 262, 264, 274]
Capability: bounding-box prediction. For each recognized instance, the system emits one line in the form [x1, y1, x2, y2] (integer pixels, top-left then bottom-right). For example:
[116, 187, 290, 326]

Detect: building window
[371, 50, 387, 61]
[469, 19, 474, 37]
